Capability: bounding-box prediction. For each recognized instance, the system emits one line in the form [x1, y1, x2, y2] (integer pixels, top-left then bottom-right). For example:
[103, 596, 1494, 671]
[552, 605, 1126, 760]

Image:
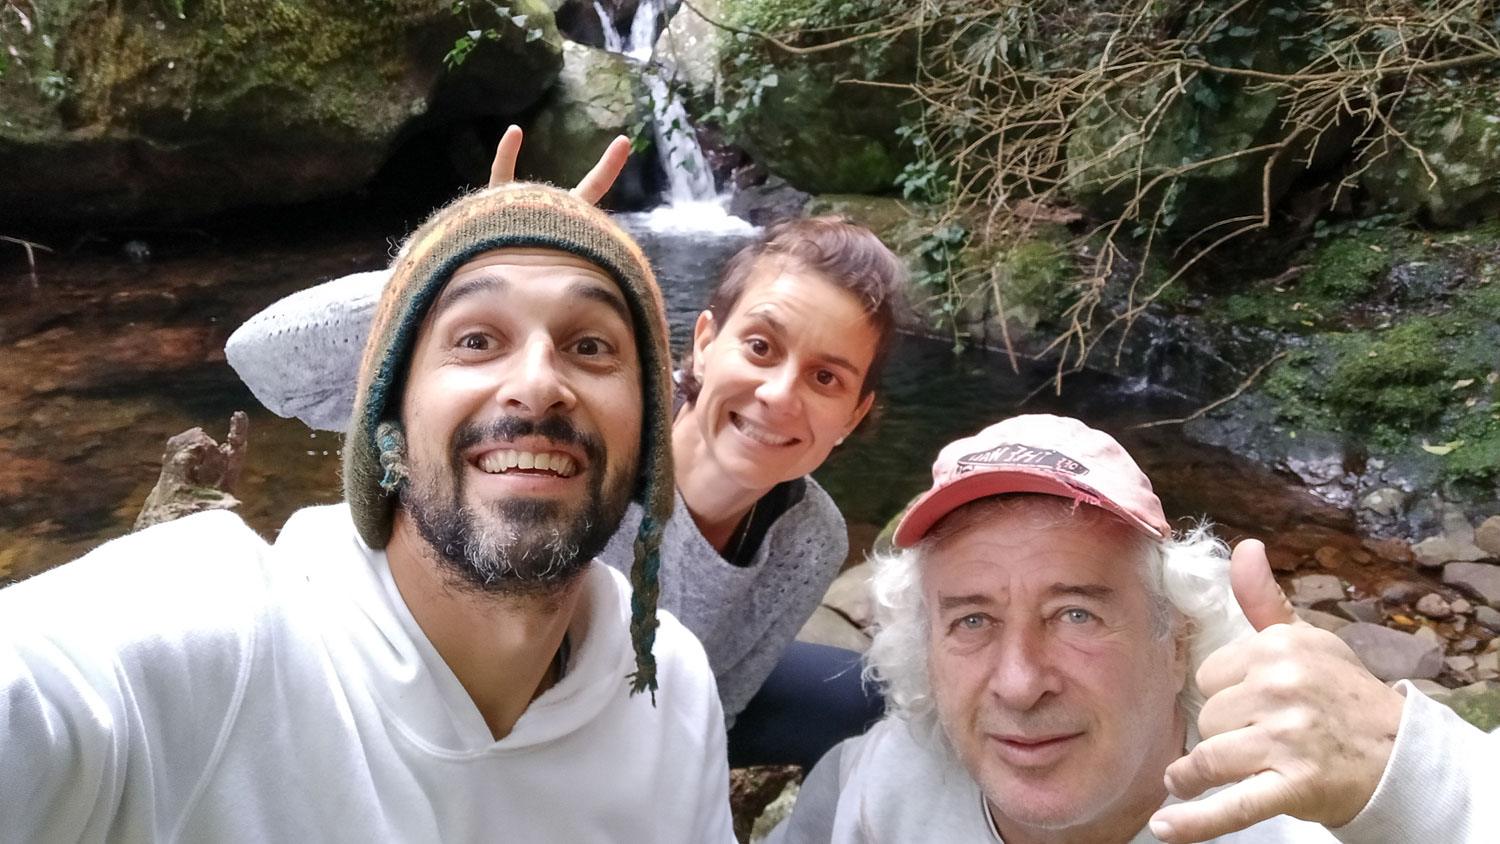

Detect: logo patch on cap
[955, 444, 1088, 476]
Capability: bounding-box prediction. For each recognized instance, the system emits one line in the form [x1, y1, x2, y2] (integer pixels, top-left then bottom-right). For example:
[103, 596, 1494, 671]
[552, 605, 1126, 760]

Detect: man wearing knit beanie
[0, 184, 735, 843]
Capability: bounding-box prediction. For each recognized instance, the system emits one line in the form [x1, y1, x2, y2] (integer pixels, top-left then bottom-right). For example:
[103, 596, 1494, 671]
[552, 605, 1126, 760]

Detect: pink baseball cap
[892, 414, 1170, 547]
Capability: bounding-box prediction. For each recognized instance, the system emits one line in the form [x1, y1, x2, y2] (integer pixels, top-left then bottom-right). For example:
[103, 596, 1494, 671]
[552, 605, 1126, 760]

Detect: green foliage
[445, 0, 545, 68]
[913, 221, 972, 350]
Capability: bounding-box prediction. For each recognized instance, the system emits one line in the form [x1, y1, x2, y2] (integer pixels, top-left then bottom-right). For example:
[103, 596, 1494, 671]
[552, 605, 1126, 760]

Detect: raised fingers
[573, 135, 630, 204]
[488, 125, 524, 188]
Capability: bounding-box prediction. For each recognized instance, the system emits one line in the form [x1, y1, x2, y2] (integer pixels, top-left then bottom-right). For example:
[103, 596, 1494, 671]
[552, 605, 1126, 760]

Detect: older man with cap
[0, 184, 734, 842]
[772, 414, 1496, 844]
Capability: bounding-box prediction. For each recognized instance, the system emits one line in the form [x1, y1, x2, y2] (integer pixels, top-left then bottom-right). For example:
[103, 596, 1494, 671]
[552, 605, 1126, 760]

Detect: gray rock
[1477, 516, 1500, 557]
[1412, 625, 1444, 648]
[821, 562, 874, 631]
[1408, 678, 1452, 703]
[1289, 574, 1345, 608]
[1477, 651, 1499, 681]
[1380, 580, 1429, 605]
[1451, 598, 1473, 615]
[1416, 593, 1453, 619]
[796, 605, 872, 653]
[1359, 487, 1406, 518]
[1413, 535, 1489, 567]
[1444, 562, 1500, 606]
[1336, 623, 1444, 681]
[1338, 599, 1384, 624]
[1447, 655, 1478, 673]
[1474, 605, 1500, 632]
[1296, 608, 1351, 633]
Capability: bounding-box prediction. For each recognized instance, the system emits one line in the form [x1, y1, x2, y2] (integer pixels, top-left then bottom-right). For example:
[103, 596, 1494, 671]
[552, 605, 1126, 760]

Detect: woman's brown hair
[677, 215, 910, 403]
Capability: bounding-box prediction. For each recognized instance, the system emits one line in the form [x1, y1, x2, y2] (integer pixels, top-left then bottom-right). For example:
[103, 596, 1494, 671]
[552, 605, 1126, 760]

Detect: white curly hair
[865, 495, 1254, 742]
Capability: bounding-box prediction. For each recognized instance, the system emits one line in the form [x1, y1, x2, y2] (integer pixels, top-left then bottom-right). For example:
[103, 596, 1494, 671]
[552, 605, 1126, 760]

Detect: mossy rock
[1361, 82, 1500, 227]
[715, 0, 918, 194]
[520, 41, 655, 205]
[0, 0, 562, 222]
[1441, 684, 1500, 732]
[1064, 0, 1348, 234]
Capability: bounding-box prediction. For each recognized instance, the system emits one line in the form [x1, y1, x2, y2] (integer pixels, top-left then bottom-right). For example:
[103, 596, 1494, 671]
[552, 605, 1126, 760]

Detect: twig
[1, 235, 54, 288]
[1131, 351, 1289, 429]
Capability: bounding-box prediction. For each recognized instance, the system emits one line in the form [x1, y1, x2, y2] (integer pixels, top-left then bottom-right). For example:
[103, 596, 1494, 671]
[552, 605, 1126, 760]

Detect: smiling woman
[598, 216, 910, 768]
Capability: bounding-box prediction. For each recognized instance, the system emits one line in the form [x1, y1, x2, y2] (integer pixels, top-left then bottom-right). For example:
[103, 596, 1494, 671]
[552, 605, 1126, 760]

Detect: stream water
[0, 211, 1419, 613]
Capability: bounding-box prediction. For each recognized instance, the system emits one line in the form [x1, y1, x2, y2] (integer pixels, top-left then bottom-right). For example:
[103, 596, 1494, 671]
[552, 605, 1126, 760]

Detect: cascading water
[595, 0, 754, 233]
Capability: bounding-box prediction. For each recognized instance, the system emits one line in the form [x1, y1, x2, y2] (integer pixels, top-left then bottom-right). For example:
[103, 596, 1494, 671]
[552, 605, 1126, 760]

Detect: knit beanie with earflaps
[342, 183, 675, 696]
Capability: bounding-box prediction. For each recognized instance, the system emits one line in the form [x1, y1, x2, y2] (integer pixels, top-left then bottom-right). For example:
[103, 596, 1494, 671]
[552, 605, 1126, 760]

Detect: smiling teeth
[732, 414, 795, 446]
[477, 450, 578, 477]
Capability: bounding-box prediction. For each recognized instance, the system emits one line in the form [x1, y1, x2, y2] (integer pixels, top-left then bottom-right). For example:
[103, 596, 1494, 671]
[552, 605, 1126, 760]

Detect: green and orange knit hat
[342, 183, 675, 695]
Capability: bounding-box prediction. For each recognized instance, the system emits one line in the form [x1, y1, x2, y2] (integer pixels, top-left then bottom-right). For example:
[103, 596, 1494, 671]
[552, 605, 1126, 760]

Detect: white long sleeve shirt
[0, 504, 735, 843]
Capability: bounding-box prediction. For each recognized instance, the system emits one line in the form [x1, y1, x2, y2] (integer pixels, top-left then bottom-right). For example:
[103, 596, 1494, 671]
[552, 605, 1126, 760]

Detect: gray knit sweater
[600, 479, 849, 724]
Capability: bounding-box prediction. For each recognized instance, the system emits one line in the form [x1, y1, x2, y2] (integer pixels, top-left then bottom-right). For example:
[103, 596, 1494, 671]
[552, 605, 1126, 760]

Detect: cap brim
[892, 467, 1165, 547]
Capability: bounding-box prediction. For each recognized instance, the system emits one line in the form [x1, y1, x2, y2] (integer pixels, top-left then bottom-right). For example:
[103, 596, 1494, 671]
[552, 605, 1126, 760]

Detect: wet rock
[1474, 606, 1500, 633]
[749, 780, 800, 843]
[135, 413, 248, 531]
[1338, 599, 1384, 624]
[1415, 593, 1453, 619]
[1363, 537, 1416, 565]
[822, 562, 874, 631]
[1289, 574, 1344, 607]
[1477, 516, 1500, 557]
[1359, 487, 1406, 518]
[728, 178, 812, 227]
[1379, 580, 1430, 605]
[1336, 622, 1444, 681]
[731, 766, 801, 843]
[1412, 534, 1489, 567]
[796, 606, 871, 653]
[1443, 562, 1500, 606]
[1297, 608, 1350, 633]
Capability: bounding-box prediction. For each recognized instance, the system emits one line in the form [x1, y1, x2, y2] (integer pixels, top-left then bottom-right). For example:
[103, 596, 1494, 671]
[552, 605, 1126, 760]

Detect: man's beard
[399, 414, 635, 599]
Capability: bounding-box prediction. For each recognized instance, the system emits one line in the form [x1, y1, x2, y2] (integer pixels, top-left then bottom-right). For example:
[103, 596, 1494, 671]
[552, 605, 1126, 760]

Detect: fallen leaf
[1488, 372, 1498, 384]
[1466, 396, 1479, 407]
[1392, 614, 1415, 625]
[1452, 378, 1475, 389]
[1420, 440, 1464, 455]
[1369, 244, 1384, 252]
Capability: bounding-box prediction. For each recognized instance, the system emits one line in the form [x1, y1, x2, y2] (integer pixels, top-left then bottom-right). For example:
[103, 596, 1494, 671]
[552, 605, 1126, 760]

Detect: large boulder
[0, 0, 562, 223]
[1361, 83, 1500, 226]
[713, 0, 918, 194]
[519, 41, 657, 207]
[1064, 2, 1351, 233]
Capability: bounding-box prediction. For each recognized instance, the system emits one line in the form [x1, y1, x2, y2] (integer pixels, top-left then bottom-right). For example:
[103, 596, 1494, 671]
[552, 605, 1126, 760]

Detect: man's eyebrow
[573, 280, 632, 327]
[431, 275, 506, 321]
[936, 594, 994, 613]
[741, 306, 867, 376]
[428, 274, 631, 328]
[1047, 584, 1113, 600]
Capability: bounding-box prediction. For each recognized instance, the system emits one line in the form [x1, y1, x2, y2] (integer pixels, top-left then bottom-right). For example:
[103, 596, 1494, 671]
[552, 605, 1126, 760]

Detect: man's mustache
[452, 415, 605, 464]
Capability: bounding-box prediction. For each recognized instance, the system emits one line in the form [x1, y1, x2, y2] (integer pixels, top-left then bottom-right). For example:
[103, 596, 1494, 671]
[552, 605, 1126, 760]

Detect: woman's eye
[746, 338, 771, 357]
[813, 369, 839, 387]
[574, 337, 608, 356]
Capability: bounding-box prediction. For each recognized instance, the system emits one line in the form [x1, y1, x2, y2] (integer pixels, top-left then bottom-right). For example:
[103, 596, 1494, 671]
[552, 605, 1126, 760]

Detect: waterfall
[593, 1, 623, 53]
[593, 0, 747, 228]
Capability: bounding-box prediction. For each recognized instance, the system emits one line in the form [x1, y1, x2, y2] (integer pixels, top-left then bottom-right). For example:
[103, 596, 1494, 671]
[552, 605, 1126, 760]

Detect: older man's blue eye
[1062, 608, 1094, 624]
